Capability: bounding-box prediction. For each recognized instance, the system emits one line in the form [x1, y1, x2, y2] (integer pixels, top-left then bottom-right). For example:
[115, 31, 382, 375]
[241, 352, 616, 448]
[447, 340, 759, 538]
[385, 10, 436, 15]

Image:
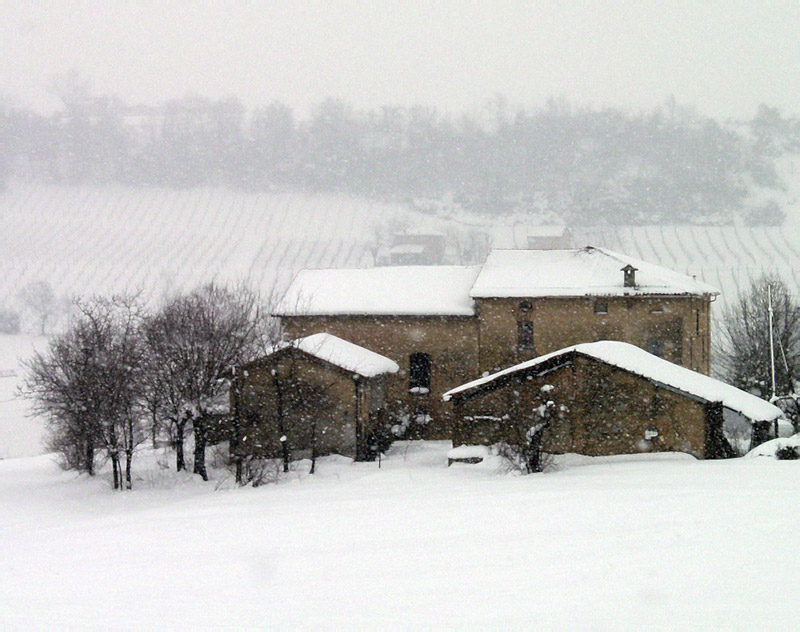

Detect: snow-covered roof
[275, 266, 481, 316]
[262, 333, 399, 377]
[470, 247, 719, 298]
[443, 341, 781, 422]
[390, 244, 427, 255]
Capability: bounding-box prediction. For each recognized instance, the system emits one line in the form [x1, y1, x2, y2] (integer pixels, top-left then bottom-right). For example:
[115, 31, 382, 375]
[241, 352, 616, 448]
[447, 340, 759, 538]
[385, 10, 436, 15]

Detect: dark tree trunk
[235, 458, 243, 484]
[272, 373, 289, 472]
[85, 440, 94, 476]
[526, 430, 545, 473]
[280, 433, 290, 473]
[230, 386, 243, 484]
[175, 418, 186, 471]
[125, 450, 133, 490]
[151, 408, 159, 449]
[111, 453, 120, 490]
[310, 419, 317, 475]
[193, 416, 208, 481]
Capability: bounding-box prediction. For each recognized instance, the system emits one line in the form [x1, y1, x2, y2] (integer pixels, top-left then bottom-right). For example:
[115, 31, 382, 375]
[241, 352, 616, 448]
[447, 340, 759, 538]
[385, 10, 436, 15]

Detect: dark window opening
[695, 309, 700, 335]
[518, 300, 533, 312]
[517, 321, 535, 350]
[409, 352, 431, 392]
[594, 298, 608, 314]
[647, 339, 665, 358]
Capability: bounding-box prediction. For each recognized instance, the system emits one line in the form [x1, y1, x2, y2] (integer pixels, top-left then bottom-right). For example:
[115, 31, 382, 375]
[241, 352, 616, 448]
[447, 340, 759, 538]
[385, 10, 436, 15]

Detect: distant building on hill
[379, 232, 446, 266]
[527, 225, 573, 250]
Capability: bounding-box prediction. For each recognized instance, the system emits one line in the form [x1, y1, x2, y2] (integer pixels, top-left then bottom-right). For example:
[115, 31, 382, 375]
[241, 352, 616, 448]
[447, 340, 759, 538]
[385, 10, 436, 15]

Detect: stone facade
[449, 353, 723, 459]
[280, 293, 713, 440]
[235, 348, 388, 461]
[477, 295, 711, 375]
[281, 315, 478, 439]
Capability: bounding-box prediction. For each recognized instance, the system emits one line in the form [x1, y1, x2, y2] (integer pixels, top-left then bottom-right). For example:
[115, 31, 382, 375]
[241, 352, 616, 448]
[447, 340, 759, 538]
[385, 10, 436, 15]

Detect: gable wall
[476, 295, 711, 376]
[453, 354, 708, 458]
[237, 350, 373, 460]
[282, 315, 479, 438]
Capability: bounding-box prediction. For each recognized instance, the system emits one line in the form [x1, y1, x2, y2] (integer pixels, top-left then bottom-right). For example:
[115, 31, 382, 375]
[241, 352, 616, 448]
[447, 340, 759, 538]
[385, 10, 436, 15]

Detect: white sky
[2, 0, 799, 119]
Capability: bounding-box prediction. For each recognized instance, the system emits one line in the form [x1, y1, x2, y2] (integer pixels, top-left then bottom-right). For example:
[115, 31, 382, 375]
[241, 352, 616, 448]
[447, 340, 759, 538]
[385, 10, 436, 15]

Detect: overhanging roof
[443, 341, 780, 423]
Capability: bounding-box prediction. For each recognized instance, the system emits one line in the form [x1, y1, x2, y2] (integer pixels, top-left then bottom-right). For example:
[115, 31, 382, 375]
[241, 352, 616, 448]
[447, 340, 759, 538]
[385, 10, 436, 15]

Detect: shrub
[775, 445, 800, 460]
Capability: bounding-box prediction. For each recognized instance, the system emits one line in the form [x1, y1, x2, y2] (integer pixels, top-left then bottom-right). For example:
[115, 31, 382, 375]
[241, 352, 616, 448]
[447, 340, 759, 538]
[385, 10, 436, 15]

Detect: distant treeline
[2, 83, 799, 224]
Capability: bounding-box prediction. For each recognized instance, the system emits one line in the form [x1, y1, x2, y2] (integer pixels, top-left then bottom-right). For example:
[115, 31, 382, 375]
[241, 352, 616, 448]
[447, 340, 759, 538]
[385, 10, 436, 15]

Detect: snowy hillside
[0, 183, 403, 301]
[4, 181, 800, 318]
[2, 441, 800, 628]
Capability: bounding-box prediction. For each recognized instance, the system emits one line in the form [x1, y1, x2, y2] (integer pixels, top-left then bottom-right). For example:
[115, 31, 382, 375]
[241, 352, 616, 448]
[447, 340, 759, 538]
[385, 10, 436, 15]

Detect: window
[647, 339, 665, 358]
[409, 352, 431, 393]
[517, 321, 534, 350]
[594, 298, 608, 314]
[518, 300, 533, 312]
[695, 309, 700, 335]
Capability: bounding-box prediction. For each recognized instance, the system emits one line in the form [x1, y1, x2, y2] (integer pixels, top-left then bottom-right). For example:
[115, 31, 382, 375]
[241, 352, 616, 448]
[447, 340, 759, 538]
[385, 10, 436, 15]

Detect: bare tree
[23, 295, 147, 488]
[716, 275, 800, 402]
[143, 283, 263, 481]
[18, 281, 59, 335]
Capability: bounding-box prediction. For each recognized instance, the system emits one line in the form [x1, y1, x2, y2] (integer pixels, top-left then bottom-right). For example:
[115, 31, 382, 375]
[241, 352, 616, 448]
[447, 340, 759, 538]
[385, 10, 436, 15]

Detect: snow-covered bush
[499, 383, 568, 474]
[775, 445, 800, 460]
[745, 433, 800, 459]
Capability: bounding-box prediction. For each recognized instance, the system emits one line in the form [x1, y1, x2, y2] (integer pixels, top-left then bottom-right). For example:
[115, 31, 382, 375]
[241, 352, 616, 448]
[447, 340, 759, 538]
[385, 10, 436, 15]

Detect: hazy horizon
[2, 1, 799, 120]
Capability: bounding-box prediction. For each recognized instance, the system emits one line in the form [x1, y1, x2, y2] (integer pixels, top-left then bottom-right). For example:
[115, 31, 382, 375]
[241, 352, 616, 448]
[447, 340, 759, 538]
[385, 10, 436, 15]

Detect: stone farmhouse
[229, 245, 753, 461]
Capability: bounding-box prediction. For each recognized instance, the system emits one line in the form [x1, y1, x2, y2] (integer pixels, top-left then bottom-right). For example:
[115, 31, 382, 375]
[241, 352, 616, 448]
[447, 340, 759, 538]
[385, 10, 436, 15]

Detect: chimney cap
[621, 264, 638, 288]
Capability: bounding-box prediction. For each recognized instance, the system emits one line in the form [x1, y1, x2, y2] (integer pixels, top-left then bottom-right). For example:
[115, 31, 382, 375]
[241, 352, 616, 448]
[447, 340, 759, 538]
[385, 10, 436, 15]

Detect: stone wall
[475, 295, 711, 375]
[452, 354, 709, 458]
[279, 293, 712, 444]
[282, 315, 479, 438]
[237, 349, 380, 460]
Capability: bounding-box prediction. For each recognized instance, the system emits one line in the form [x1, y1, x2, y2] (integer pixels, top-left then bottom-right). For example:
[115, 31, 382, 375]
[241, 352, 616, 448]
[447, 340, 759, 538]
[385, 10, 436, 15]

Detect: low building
[235, 333, 398, 461]
[526, 225, 573, 250]
[381, 233, 447, 266]
[443, 341, 782, 459]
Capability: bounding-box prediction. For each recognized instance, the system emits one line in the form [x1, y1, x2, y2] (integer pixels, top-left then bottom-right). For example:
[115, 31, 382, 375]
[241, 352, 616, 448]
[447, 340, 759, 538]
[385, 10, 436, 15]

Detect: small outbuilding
[526, 225, 573, 250]
[234, 333, 399, 462]
[443, 341, 782, 459]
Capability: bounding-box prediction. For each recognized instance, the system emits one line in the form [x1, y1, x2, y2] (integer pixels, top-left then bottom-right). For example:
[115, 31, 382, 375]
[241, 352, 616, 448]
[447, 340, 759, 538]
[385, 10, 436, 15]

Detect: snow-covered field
[0, 184, 395, 300]
[0, 335, 45, 459]
[4, 180, 800, 314]
[2, 441, 799, 629]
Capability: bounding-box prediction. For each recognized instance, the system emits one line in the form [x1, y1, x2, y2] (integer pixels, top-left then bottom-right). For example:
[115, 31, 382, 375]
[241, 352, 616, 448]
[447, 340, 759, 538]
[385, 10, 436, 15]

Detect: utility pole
[769, 283, 777, 402]
[768, 284, 779, 438]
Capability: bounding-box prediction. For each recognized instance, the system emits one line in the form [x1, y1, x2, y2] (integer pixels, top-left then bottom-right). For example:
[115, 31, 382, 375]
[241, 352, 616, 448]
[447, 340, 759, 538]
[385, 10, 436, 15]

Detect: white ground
[0, 335, 46, 459]
[2, 441, 799, 629]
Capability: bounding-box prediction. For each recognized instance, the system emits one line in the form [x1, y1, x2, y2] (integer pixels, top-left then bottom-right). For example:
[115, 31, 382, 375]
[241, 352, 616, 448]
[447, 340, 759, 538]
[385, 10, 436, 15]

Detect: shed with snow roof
[443, 341, 781, 459]
[233, 333, 399, 463]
